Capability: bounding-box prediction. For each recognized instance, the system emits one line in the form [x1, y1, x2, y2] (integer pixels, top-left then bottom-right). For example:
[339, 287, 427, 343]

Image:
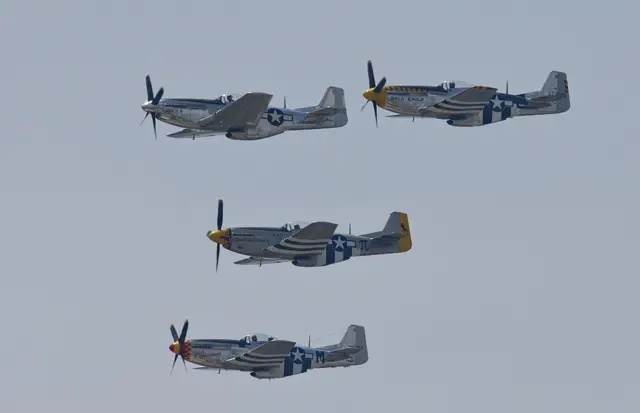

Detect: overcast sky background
[1, 0, 639, 412]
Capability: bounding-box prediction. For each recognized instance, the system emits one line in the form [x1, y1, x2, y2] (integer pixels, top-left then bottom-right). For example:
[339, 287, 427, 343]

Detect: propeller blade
[367, 60, 376, 89]
[373, 77, 387, 93]
[373, 101, 378, 127]
[145, 75, 153, 102]
[140, 112, 149, 126]
[179, 319, 189, 342]
[171, 353, 178, 375]
[170, 324, 179, 342]
[216, 244, 220, 272]
[152, 113, 157, 140]
[217, 199, 223, 230]
[152, 87, 164, 105]
[360, 100, 369, 112]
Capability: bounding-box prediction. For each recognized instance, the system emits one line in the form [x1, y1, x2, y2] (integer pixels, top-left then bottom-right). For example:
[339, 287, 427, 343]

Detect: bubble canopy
[280, 221, 311, 231]
[241, 333, 277, 343]
[211, 92, 245, 105]
[438, 80, 473, 90]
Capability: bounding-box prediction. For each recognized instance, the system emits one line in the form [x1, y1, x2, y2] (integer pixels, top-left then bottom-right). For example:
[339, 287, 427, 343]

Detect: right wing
[222, 339, 296, 370]
[196, 92, 273, 130]
[234, 257, 291, 266]
[419, 86, 498, 116]
[263, 221, 338, 257]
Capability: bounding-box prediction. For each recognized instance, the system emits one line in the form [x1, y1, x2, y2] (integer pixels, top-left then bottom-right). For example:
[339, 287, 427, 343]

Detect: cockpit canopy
[280, 221, 310, 232]
[241, 333, 277, 344]
[212, 92, 244, 105]
[439, 80, 472, 91]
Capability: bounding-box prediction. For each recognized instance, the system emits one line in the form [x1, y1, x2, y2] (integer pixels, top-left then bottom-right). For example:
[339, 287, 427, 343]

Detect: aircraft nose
[362, 88, 375, 101]
[169, 342, 180, 354]
[207, 228, 230, 245]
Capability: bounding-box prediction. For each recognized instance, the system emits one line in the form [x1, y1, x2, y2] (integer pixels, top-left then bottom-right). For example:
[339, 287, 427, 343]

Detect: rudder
[338, 325, 368, 365]
[318, 86, 346, 110]
[381, 211, 412, 253]
[540, 71, 570, 112]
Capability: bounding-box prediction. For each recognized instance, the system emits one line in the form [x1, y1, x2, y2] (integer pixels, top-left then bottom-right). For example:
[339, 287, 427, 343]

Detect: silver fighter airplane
[168, 320, 368, 380]
[361, 60, 570, 127]
[140, 75, 348, 140]
[206, 199, 412, 271]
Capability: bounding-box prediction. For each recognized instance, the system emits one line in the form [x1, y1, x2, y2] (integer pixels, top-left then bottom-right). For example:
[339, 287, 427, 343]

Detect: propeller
[141, 74, 164, 139]
[169, 319, 189, 374]
[215, 199, 223, 272]
[361, 60, 386, 127]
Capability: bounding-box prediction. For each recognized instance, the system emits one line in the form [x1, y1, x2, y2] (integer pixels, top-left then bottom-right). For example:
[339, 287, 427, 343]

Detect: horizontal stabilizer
[264, 221, 337, 257]
[223, 339, 296, 369]
[298, 107, 342, 124]
[325, 347, 361, 362]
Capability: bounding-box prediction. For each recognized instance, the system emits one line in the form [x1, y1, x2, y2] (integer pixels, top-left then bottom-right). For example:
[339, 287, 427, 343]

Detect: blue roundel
[331, 234, 348, 252]
[290, 347, 305, 364]
[266, 108, 284, 126]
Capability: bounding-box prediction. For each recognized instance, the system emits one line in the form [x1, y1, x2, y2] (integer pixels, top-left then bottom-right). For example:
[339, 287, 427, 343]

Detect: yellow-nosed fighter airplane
[361, 60, 570, 127]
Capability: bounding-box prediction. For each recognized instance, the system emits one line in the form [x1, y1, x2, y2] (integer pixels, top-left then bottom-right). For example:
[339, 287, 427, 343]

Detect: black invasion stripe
[432, 103, 484, 112]
[282, 238, 328, 246]
[271, 244, 325, 252]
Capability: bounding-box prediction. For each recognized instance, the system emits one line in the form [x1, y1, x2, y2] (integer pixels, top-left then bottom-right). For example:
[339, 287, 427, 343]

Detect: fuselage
[363, 83, 568, 126]
[209, 225, 408, 267]
[178, 337, 353, 372]
[142, 97, 346, 140]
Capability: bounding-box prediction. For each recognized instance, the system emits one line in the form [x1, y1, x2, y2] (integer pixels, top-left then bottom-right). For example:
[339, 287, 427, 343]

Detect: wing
[263, 221, 338, 257]
[234, 257, 291, 266]
[196, 92, 273, 130]
[297, 107, 341, 124]
[166, 129, 223, 139]
[419, 86, 498, 116]
[222, 339, 296, 370]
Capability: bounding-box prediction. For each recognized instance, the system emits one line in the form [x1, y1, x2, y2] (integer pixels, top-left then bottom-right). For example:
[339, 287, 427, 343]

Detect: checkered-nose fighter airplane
[361, 60, 570, 127]
[140, 75, 347, 140]
[206, 199, 412, 271]
[168, 320, 368, 379]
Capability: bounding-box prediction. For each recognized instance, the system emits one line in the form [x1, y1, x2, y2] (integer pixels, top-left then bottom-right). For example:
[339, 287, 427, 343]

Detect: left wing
[222, 339, 296, 370]
[263, 221, 338, 257]
[196, 92, 273, 130]
[297, 107, 342, 124]
[166, 129, 222, 139]
[234, 257, 291, 266]
[418, 86, 498, 116]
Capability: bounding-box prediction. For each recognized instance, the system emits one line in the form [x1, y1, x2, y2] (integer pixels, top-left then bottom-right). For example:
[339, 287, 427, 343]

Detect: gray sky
[1, 0, 639, 412]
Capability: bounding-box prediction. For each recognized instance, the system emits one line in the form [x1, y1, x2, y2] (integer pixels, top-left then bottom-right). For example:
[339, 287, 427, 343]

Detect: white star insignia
[292, 348, 303, 361]
[268, 110, 282, 123]
[334, 237, 346, 250]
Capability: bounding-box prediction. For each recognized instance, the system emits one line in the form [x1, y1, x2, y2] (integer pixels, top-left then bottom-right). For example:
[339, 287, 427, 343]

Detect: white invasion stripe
[436, 101, 486, 111]
[280, 240, 329, 250]
[266, 246, 326, 255]
[426, 106, 481, 115]
[286, 236, 330, 244]
[445, 98, 491, 106]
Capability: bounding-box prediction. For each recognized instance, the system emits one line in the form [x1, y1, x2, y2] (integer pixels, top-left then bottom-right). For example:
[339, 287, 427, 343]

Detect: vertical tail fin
[539, 71, 570, 112]
[381, 211, 412, 253]
[318, 86, 346, 110]
[337, 325, 368, 365]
